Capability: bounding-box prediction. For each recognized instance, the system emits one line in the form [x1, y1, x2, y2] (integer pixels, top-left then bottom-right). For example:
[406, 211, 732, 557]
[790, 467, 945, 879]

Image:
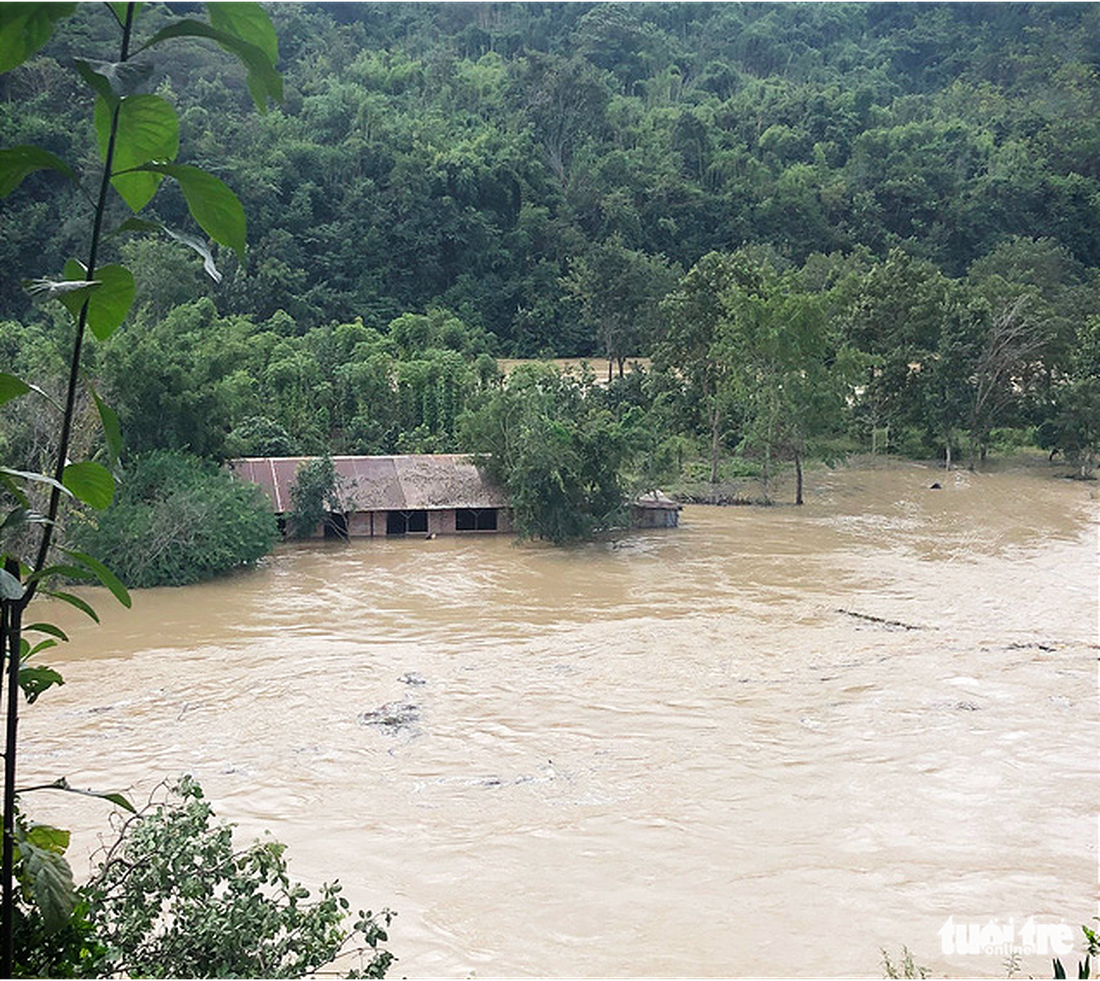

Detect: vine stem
[0, 6, 136, 972]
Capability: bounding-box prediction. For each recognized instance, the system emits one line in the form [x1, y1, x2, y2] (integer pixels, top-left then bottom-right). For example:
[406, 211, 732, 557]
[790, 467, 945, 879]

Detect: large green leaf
[1, 507, 29, 536]
[138, 19, 282, 112]
[0, 372, 30, 405]
[94, 94, 178, 211]
[0, 3, 76, 73]
[28, 638, 58, 657]
[61, 260, 134, 340]
[0, 375, 56, 410]
[0, 474, 29, 508]
[22, 825, 70, 855]
[21, 843, 76, 934]
[0, 146, 76, 198]
[19, 664, 63, 703]
[89, 386, 122, 465]
[26, 565, 96, 586]
[112, 217, 222, 282]
[21, 777, 135, 814]
[207, 3, 278, 65]
[62, 461, 115, 510]
[73, 58, 115, 104]
[138, 163, 246, 257]
[62, 549, 131, 608]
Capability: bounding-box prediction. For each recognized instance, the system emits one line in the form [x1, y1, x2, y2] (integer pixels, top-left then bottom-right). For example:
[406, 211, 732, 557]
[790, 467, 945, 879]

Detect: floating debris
[398, 672, 427, 686]
[358, 701, 421, 735]
[836, 608, 926, 630]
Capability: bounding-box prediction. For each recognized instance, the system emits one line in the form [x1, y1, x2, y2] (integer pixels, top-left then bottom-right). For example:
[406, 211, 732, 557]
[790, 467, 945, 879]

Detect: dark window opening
[387, 510, 428, 535]
[323, 512, 348, 540]
[456, 508, 498, 531]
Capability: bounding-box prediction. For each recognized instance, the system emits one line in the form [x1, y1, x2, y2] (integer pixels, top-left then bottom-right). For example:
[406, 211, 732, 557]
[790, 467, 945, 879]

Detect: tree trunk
[945, 439, 952, 471]
[607, 358, 613, 384]
[795, 448, 803, 506]
[709, 406, 721, 494]
[1, 560, 21, 977]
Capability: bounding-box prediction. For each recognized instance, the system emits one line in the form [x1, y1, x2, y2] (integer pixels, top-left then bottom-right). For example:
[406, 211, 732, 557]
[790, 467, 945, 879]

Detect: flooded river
[20, 462, 1099, 977]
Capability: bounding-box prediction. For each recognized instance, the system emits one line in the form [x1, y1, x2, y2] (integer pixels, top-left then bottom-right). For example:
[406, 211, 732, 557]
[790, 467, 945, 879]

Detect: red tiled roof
[229, 455, 508, 513]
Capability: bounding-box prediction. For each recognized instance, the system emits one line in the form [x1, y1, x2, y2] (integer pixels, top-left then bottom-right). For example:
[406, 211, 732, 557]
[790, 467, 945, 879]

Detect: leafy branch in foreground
[0, 1, 281, 972]
[86, 777, 394, 980]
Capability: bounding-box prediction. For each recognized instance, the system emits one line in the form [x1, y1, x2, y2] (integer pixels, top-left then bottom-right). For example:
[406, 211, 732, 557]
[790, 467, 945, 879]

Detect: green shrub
[72, 451, 278, 587]
[87, 778, 394, 979]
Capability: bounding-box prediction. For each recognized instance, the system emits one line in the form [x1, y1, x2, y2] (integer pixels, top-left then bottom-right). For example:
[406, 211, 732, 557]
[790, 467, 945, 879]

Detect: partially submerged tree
[719, 265, 861, 504]
[288, 454, 355, 539]
[966, 293, 1049, 463]
[460, 363, 631, 541]
[72, 451, 277, 587]
[658, 250, 859, 502]
[1038, 313, 1100, 476]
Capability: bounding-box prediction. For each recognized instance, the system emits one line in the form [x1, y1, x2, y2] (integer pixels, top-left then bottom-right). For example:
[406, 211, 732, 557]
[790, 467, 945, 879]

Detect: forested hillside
[2, 2, 1099, 545]
[4, 3, 1097, 342]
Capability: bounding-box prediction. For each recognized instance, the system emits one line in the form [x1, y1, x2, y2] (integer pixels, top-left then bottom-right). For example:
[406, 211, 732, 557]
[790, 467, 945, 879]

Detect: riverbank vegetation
[70, 450, 278, 588]
[16, 777, 394, 979]
[0, 4, 396, 977]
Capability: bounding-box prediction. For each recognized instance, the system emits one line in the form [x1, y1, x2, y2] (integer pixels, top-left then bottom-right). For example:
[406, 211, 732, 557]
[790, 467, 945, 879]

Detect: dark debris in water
[836, 608, 927, 630]
[358, 701, 421, 734]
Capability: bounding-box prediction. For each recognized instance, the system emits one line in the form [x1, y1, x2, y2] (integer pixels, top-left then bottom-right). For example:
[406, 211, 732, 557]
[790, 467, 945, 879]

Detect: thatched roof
[633, 490, 681, 510]
[230, 455, 508, 513]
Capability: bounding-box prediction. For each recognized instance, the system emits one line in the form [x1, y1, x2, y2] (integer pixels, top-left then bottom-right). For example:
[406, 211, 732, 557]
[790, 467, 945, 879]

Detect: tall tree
[562, 234, 677, 382]
[655, 251, 762, 487]
[719, 267, 860, 503]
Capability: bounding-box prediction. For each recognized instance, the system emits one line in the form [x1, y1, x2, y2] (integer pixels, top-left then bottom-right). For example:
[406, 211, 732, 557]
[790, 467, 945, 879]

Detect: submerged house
[230, 454, 513, 538]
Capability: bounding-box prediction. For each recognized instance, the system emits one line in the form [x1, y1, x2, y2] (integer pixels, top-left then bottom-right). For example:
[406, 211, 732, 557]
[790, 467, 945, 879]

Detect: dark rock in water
[954, 701, 980, 711]
[398, 672, 427, 686]
[930, 482, 942, 489]
[358, 701, 420, 734]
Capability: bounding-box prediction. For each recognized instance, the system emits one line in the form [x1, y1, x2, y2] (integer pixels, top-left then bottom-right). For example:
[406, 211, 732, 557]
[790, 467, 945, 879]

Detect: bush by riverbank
[71, 451, 278, 588]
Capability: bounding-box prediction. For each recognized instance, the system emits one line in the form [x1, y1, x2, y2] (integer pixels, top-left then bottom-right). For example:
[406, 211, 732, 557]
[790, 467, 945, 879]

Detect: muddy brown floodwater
[18, 462, 1099, 978]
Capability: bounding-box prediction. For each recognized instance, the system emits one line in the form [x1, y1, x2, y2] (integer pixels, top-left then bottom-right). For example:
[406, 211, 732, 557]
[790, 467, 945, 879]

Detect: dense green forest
[2, 2, 1099, 547]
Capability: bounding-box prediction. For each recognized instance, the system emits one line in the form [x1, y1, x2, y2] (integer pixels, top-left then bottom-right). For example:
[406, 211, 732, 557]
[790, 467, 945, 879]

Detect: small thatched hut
[631, 491, 682, 528]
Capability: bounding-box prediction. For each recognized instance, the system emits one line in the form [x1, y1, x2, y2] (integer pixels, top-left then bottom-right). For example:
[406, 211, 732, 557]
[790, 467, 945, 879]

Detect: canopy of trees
[3, 2, 1098, 540]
